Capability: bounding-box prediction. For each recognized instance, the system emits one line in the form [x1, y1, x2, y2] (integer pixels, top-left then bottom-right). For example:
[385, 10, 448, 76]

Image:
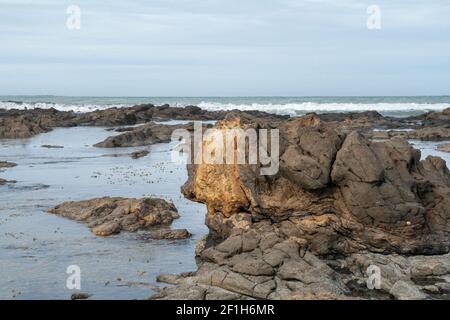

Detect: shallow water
[409, 140, 450, 164]
[0, 126, 449, 300]
[0, 126, 207, 300]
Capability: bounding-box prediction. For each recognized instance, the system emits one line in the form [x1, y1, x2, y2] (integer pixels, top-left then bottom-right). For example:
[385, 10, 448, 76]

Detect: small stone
[70, 293, 91, 300]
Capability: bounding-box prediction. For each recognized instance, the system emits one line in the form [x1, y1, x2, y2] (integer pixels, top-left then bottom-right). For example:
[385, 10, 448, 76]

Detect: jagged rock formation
[151, 115, 450, 300]
[48, 197, 185, 238]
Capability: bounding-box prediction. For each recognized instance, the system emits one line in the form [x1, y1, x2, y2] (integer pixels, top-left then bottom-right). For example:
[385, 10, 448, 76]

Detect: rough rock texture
[147, 229, 192, 240]
[151, 115, 450, 300]
[48, 197, 182, 236]
[0, 108, 76, 138]
[94, 122, 195, 148]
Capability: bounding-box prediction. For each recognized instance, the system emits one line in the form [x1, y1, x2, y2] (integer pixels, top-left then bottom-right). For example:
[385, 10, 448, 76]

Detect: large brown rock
[48, 197, 181, 236]
[183, 116, 450, 255]
[153, 114, 450, 300]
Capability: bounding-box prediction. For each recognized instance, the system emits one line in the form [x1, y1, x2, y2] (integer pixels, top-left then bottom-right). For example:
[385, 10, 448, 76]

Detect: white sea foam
[0, 102, 131, 113]
[1, 101, 448, 116]
[197, 102, 450, 116]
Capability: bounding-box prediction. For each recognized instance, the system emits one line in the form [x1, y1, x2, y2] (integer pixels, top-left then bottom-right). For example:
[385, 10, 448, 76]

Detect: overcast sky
[0, 0, 449, 96]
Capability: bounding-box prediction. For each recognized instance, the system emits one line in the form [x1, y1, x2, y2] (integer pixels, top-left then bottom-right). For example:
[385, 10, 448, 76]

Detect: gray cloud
[0, 0, 449, 95]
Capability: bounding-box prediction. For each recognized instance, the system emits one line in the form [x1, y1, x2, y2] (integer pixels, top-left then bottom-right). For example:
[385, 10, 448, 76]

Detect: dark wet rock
[148, 229, 192, 240]
[70, 293, 91, 300]
[0, 108, 77, 139]
[0, 161, 17, 168]
[0, 104, 287, 139]
[48, 197, 180, 236]
[94, 122, 194, 148]
[0, 178, 16, 185]
[41, 144, 64, 149]
[131, 150, 150, 159]
[152, 114, 450, 300]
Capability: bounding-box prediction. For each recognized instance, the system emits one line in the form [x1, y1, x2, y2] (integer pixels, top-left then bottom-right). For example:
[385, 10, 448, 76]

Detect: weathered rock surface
[48, 197, 183, 236]
[147, 229, 192, 240]
[131, 150, 150, 159]
[151, 114, 450, 300]
[94, 122, 195, 148]
[0, 108, 76, 138]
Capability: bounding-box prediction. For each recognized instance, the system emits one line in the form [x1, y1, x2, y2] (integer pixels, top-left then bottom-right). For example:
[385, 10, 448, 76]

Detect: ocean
[1, 96, 450, 117]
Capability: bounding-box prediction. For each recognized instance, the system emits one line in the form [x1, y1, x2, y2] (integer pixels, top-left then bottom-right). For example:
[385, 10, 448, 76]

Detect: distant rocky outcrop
[151, 115, 450, 300]
[408, 107, 450, 127]
[48, 197, 185, 238]
[368, 127, 450, 141]
[0, 105, 287, 139]
[366, 108, 450, 141]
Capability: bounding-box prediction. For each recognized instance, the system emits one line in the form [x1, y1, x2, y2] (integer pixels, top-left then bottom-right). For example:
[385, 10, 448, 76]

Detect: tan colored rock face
[152, 114, 450, 300]
[182, 116, 450, 255]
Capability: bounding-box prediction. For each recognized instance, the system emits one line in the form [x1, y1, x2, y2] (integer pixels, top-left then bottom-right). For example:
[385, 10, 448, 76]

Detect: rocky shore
[48, 197, 190, 239]
[0, 104, 286, 139]
[150, 112, 450, 300]
[2, 104, 449, 300]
